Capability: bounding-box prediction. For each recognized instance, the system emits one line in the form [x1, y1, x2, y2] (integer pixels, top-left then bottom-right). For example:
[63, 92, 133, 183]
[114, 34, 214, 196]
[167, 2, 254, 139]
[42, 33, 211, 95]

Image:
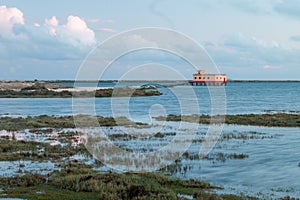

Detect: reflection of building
[191, 70, 227, 86]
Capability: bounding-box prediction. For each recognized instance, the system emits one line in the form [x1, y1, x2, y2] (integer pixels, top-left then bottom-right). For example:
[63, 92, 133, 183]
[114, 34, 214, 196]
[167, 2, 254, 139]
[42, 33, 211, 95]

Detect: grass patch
[0, 139, 87, 161]
[156, 113, 300, 127]
[0, 166, 250, 200]
[0, 115, 147, 131]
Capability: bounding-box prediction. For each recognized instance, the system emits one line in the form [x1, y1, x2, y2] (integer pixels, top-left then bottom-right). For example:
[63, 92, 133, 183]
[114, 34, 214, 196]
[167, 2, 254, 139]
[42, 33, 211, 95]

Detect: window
[216, 77, 218, 79]
[207, 77, 210, 79]
[194, 77, 196, 79]
[203, 77, 205, 79]
[199, 77, 201, 79]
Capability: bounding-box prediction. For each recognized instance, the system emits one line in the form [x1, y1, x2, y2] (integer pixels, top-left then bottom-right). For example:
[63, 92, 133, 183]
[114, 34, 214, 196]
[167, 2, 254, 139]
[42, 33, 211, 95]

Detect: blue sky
[0, 0, 300, 80]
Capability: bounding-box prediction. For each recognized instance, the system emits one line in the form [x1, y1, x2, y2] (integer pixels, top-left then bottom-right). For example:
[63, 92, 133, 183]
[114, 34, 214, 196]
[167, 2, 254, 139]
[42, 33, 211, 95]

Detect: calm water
[0, 82, 299, 117]
[0, 82, 299, 198]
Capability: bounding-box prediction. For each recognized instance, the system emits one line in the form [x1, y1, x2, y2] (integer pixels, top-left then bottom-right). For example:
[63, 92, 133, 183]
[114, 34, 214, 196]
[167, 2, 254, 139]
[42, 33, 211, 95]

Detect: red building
[192, 70, 227, 86]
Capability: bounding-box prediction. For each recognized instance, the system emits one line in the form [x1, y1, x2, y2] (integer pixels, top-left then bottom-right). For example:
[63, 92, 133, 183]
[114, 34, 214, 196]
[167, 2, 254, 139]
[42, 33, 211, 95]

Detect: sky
[0, 0, 300, 80]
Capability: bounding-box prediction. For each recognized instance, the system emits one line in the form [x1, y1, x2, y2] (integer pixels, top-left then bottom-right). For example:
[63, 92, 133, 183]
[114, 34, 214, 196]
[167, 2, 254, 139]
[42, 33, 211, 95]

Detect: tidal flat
[0, 125, 254, 199]
[0, 114, 299, 199]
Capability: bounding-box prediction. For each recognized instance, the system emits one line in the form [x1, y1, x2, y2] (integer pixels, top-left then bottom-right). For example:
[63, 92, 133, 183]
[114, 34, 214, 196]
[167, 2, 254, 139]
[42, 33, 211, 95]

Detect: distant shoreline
[227, 79, 300, 82]
[48, 80, 300, 83]
[1, 80, 299, 84]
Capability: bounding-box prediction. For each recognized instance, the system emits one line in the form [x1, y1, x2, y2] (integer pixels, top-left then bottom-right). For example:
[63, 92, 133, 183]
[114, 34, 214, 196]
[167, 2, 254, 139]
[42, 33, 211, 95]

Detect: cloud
[45, 17, 58, 36]
[263, 65, 281, 69]
[45, 16, 58, 26]
[106, 19, 115, 23]
[205, 32, 300, 70]
[98, 27, 116, 33]
[220, 0, 300, 19]
[86, 18, 101, 23]
[274, 0, 300, 19]
[61, 15, 96, 46]
[222, 0, 274, 14]
[290, 35, 300, 42]
[0, 5, 24, 38]
[86, 18, 115, 23]
[44, 15, 95, 46]
[0, 5, 97, 62]
[2, 24, 84, 60]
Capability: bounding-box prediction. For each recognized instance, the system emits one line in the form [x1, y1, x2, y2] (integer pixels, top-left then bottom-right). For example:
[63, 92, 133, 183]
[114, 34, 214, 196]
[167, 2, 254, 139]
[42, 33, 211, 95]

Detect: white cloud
[0, 6, 97, 62]
[290, 35, 300, 42]
[98, 27, 116, 33]
[45, 16, 58, 26]
[263, 65, 281, 69]
[44, 15, 96, 46]
[45, 16, 58, 36]
[274, 0, 300, 19]
[34, 23, 40, 27]
[0, 5, 24, 38]
[205, 32, 300, 70]
[222, 0, 275, 14]
[62, 15, 95, 46]
[121, 34, 159, 50]
[223, 33, 281, 50]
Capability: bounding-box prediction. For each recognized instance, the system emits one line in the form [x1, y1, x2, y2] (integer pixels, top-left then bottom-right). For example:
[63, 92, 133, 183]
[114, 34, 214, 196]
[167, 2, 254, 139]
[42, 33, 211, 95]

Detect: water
[173, 124, 300, 198]
[84, 122, 300, 198]
[0, 160, 57, 177]
[0, 82, 299, 117]
[0, 81, 299, 198]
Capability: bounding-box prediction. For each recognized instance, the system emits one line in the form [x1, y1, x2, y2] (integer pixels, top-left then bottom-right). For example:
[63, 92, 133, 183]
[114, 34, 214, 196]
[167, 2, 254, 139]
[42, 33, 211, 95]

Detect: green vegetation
[0, 115, 147, 131]
[0, 112, 296, 199]
[0, 88, 71, 98]
[0, 116, 257, 199]
[0, 138, 87, 162]
[182, 151, 249, 162]
[155, 113, 300, 127]
[0, 164, 252, 200]
[0, 133, 256, 199]
[0, 83, 162, 98]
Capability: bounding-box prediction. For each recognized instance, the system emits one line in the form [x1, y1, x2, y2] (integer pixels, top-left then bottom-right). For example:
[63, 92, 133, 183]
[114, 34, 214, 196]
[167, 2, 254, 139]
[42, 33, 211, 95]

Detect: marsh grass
[0, 130, 255, 199]
[0, 139, 88, 161]
[182, 151, 248, 162]
[0, 165, 249, 200]
[0, 115, 148, 131]
[156, 113, 300, 127]
[221, 132, 273, 140]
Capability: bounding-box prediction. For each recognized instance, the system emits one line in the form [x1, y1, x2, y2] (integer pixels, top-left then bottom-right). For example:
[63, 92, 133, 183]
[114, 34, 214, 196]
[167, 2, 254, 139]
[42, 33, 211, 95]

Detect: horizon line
[1, 79, 300, 82]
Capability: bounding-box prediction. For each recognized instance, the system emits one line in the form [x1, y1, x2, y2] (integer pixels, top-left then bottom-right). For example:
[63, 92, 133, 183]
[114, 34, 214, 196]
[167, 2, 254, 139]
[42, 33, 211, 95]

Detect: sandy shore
[49, 87, 113, 92]
[0, 81, 70, 91]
